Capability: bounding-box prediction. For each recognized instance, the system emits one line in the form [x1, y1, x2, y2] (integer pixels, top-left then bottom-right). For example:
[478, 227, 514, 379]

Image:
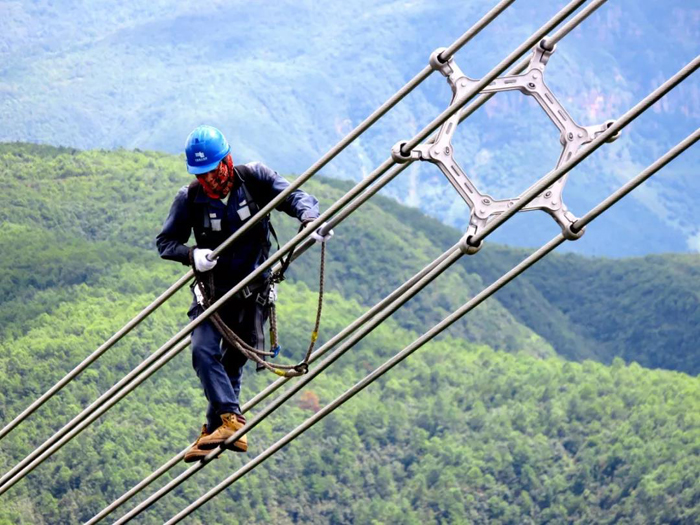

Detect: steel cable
[109, 50, 698, 524]
[104, 2, 697, 519]
[111, 246, 466, 524]
[0, 0, 517, 445]
[455, 0, 608, 126]
[85, 238, 457, 525]
[165, 127, 699, 525]
[10, 0, 680, 499]
[0, 0, 552, 494]
[79, 3, 595, 519]
[468, 54, 700, 246]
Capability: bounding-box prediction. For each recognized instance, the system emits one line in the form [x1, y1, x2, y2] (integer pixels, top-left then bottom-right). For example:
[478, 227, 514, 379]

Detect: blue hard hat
[184, 125, 231, 175]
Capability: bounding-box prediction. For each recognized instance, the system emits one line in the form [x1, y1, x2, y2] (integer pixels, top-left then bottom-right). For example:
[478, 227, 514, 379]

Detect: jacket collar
[192, 181, 235, 207]
[192, 169, 242, 205]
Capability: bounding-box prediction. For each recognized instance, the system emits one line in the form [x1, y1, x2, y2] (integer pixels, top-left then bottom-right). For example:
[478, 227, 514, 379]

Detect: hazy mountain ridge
[1, 0, 697, 257]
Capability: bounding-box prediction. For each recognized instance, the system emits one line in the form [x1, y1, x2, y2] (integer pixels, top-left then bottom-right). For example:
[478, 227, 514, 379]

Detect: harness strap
[236, 167, 281, 252]
[187, 167, 326, 378]
[187, 167, 276, 252]
[189, 246, 325, 378]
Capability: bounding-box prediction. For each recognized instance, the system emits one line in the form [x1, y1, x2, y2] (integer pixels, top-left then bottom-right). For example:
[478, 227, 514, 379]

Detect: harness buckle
[255, 292, 267, 306]
[241, 286, 253, 299]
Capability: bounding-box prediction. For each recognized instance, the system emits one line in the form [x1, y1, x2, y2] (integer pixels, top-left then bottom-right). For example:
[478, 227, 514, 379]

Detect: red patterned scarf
[197, 153, 235, 199]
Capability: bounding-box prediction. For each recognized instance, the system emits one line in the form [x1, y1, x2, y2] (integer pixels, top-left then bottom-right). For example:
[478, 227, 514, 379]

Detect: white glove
[193, 248, 217, 272]
[307, 221, 334, 243]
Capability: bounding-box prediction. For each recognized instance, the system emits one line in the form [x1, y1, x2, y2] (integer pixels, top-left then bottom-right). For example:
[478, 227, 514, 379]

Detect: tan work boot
[183, 425, 218, 463]
[197, 413, 248, 452]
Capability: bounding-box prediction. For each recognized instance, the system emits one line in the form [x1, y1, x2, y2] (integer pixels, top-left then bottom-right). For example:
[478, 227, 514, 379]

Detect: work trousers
[188, 292, 268, 433]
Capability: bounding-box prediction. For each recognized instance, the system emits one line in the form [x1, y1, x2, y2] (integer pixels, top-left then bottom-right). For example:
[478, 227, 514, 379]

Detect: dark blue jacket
[156, 162, 320, 294]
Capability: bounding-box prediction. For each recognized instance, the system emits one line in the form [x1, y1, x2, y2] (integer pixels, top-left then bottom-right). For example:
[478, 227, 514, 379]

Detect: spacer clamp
[391, 141, 413, 164]
[562, 223, 585, 241]
[604, 119, 621, 143]
[429, 47, 451, 75]
[534, 37, 557, 66]
[539, 37, 556, 52]
[458, 234, 483, 256]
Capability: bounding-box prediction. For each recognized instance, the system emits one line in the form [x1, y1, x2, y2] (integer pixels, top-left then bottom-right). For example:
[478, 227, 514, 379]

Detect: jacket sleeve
[246, 162, 320, 222]
[156, 185, 193, 265]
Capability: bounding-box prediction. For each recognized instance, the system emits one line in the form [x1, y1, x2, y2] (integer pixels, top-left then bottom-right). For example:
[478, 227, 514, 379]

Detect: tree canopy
[0, 143, 697, 524]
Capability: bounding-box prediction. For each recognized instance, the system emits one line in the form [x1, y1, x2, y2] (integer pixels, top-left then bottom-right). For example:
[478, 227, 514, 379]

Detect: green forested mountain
[3, 143, 699, 373]
[0, 144, 698, 524]
[463, 246, 700, 374]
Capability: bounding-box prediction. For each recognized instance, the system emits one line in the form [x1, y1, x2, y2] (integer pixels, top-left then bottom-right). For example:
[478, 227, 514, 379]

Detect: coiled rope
[189, 229, 326, 378]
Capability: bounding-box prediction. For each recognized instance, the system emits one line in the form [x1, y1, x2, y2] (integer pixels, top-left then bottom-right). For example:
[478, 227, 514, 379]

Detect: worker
[156, 125, 329, 462]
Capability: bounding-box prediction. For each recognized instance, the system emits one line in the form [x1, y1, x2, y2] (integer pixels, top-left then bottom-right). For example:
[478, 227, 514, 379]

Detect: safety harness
[187, 170, 325, 377]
